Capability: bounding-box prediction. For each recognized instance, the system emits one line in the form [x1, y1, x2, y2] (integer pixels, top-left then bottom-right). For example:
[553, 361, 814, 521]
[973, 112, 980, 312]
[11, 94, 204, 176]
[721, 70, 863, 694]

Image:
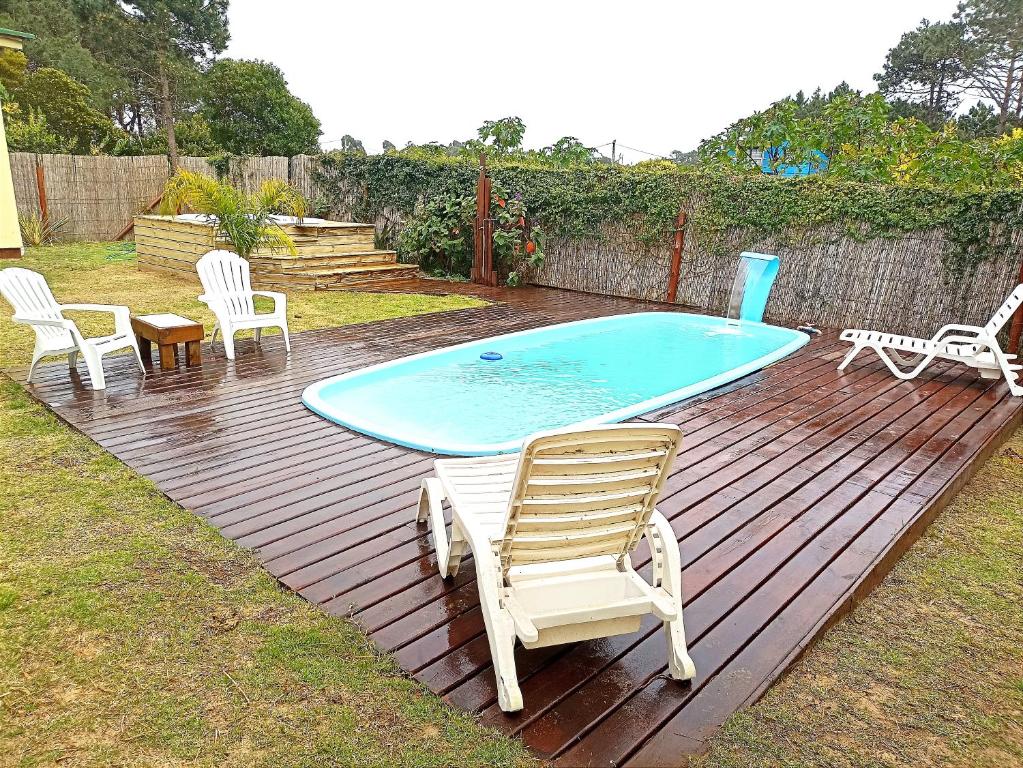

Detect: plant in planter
[398, 182, 544, 284]
[160, 170, 306, 258]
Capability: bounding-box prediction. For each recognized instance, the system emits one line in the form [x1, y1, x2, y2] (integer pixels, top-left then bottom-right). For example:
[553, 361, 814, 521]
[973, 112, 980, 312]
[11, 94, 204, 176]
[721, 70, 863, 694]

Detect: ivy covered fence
[313, 152, 1023, 346]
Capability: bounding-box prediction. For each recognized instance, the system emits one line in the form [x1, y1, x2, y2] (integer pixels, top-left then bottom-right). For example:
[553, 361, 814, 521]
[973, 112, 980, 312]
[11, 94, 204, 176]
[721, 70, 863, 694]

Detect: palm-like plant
[161, 170, 307, 258]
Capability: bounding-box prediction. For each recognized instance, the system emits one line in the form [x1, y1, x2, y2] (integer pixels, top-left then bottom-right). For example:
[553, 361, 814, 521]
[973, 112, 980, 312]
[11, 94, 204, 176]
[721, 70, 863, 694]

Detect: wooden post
[35, 160, 47, 225]
[665, 210, 687, 303]
[1009, 256, 1023, 355]
[473, 154, 497, 286]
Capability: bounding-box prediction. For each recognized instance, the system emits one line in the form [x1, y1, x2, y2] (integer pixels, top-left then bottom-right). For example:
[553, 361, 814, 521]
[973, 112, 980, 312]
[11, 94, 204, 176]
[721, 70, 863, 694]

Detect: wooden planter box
[134, 215, 418, 289]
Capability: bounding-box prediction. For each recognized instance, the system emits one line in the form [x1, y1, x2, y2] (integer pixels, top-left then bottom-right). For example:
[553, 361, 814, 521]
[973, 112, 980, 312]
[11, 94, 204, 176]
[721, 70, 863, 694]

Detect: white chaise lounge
[196, 250, 290, 361]
[415, 424, 696, 712]
[838, 284, 1023, 396]
[0, 267, 144, 390]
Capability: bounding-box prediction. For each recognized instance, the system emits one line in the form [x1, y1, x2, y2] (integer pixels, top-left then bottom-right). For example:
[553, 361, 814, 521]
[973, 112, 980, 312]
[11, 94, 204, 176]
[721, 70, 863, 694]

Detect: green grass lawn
[1, 243, 1021, 767]
[0, 242, 483, 367]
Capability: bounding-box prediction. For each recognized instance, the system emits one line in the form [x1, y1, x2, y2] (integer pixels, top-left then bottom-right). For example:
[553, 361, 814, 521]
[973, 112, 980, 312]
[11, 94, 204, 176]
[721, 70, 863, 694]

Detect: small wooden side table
[131, 313, 204, 371]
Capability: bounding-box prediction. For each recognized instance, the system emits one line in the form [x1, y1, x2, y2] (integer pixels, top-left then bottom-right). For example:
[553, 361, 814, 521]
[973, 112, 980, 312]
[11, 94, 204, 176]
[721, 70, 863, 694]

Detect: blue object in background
[480, 351, 503, 361]
[761, 142, 829, 177]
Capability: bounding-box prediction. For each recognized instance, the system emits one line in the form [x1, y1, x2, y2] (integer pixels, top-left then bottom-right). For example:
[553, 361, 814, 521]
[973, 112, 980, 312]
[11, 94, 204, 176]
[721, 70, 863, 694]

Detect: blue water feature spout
[726, 252, 780, 323]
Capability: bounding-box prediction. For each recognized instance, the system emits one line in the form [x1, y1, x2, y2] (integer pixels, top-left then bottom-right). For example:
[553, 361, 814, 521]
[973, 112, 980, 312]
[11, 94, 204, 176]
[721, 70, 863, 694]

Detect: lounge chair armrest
[932, 323, 984, 341]
[939, 333, 1000, 349]
[645, 510, 682, 594]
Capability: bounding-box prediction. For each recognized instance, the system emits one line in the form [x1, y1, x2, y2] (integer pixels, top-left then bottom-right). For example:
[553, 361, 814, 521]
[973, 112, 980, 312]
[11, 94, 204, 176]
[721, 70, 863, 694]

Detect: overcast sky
[225, 0, 963, 163]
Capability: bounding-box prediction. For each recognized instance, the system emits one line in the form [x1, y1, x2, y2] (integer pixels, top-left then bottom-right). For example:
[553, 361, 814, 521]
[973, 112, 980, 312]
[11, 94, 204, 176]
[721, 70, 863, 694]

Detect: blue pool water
[303, 312, 809, 455]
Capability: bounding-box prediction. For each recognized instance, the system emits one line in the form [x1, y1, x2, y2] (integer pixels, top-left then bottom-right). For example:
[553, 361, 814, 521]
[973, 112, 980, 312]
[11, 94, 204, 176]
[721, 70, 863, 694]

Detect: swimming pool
[303, 312, 809, 455]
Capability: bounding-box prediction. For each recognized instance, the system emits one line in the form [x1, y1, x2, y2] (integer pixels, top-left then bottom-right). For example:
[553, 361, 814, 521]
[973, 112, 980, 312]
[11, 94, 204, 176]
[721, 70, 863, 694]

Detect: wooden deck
[6, 283, 1022, 767]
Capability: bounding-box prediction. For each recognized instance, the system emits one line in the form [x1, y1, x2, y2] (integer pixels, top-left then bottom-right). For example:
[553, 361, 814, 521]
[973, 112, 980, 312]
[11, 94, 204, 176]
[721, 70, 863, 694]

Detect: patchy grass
[697, 428, 1023, 768]
[0, 378, 537, 767]
[0, 242, 484, 366]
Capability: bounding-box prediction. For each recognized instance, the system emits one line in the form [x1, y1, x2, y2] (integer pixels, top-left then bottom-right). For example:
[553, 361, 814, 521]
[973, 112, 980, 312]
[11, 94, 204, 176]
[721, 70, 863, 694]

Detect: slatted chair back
[196, 250, 256, 319]
[984, 284, 1023, 338]
[0, 267, 73, 346]
[498, 424, 681, 577]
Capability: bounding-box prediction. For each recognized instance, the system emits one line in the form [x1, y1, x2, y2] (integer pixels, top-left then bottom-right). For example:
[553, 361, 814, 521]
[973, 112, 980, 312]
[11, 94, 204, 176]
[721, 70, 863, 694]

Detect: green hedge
[314, 152, 1023, 274]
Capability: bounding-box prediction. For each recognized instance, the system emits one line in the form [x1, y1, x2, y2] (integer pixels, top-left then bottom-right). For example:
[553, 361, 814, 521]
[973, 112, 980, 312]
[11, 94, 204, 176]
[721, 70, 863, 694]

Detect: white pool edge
[302, 312, 810, 456]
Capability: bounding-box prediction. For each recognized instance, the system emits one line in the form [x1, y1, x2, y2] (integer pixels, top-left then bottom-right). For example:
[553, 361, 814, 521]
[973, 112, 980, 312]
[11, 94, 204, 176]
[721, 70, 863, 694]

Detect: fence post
[1009, 256, 1023, 356]
[665, 210, 687, 303]
[472, 154, 496, 286]
[35, 157, 47, 224]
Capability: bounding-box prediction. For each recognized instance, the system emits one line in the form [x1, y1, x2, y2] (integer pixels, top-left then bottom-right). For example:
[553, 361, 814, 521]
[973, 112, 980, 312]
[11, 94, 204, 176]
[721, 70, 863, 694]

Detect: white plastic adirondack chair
[415, 424, 696, 712]
[196, 250, 290, 361]
[838, 283, 1023, 396]
[0, 267, 144, 390]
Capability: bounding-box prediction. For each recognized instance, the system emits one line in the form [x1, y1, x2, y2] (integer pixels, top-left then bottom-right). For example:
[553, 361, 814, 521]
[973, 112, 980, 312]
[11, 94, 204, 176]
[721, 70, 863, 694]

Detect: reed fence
[10, 153, 310, 241]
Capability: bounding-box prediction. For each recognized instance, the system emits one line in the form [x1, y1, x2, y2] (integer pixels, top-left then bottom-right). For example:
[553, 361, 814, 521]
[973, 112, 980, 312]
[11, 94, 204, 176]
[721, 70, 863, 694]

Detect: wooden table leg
[158, 342, 178, 371]
[185, 340, 202, 367]
[137, 335, 152, 367]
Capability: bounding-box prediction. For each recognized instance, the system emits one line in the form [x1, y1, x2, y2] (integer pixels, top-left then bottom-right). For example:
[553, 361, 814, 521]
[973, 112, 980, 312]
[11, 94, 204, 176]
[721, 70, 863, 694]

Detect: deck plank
[5, 281, 1020, 767]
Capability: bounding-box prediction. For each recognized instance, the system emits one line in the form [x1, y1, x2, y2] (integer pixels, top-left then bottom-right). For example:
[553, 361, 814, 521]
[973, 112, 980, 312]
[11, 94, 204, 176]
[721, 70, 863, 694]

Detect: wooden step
[251, 262, 420, 291]
[249, 250, 399, 272]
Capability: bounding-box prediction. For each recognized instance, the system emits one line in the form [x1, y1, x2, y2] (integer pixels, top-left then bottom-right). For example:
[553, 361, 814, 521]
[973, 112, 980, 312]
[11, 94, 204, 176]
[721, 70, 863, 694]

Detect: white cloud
[225, 0, 962, 163]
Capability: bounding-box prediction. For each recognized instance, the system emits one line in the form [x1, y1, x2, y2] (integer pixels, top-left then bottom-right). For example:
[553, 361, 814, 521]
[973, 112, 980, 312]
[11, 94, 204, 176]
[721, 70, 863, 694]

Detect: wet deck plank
[6, 282, 1021, 767]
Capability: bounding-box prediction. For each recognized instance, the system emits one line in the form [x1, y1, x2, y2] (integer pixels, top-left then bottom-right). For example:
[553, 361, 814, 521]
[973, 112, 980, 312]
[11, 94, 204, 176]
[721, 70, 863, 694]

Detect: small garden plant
[398, 180, 544, 284]
[161, 170, 308, 258]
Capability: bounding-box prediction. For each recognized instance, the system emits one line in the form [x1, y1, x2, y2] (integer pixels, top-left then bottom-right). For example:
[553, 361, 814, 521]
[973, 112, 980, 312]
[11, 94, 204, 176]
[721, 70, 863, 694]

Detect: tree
[956, 99, 1010, 136]
[875, 19, 969, 123]
[699, 90, 1023, 190]
[0, 49, 27, 92]
[337, 134, 366, 154]
[201, 59, 321, 156]
[541, 136, 597, 166]
[3, 108, 75, 153]
[381, 139, 396, 152]
[12, 67, 109, 152]
[956, 0, 1023, 130]
[86, 0, 229, 168]
[477, 116, 526, 153]
[0, 0, 125, 114]
[669, 149, 699, 165]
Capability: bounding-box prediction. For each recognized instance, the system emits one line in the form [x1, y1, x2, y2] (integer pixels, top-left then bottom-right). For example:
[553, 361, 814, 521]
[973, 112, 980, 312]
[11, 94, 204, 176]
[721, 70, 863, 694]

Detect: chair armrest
[12, 314, 73, 329]
[60, 303, 132, 337]
[60, 303, 126, 314]
[252, 290, 287, 314]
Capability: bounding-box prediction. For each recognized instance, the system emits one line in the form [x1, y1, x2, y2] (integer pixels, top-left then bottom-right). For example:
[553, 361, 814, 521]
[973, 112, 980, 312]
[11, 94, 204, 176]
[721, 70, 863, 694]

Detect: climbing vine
[314, 152, 1023, 276]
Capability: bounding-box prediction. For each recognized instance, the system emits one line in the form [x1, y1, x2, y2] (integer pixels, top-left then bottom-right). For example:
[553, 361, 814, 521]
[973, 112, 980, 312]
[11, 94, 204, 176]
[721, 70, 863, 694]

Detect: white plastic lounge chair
[415, 424, 696, 712]
[0, 267, 144, 390]
[195, 250, 290, 361]
[838, 284, 1023, 397]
